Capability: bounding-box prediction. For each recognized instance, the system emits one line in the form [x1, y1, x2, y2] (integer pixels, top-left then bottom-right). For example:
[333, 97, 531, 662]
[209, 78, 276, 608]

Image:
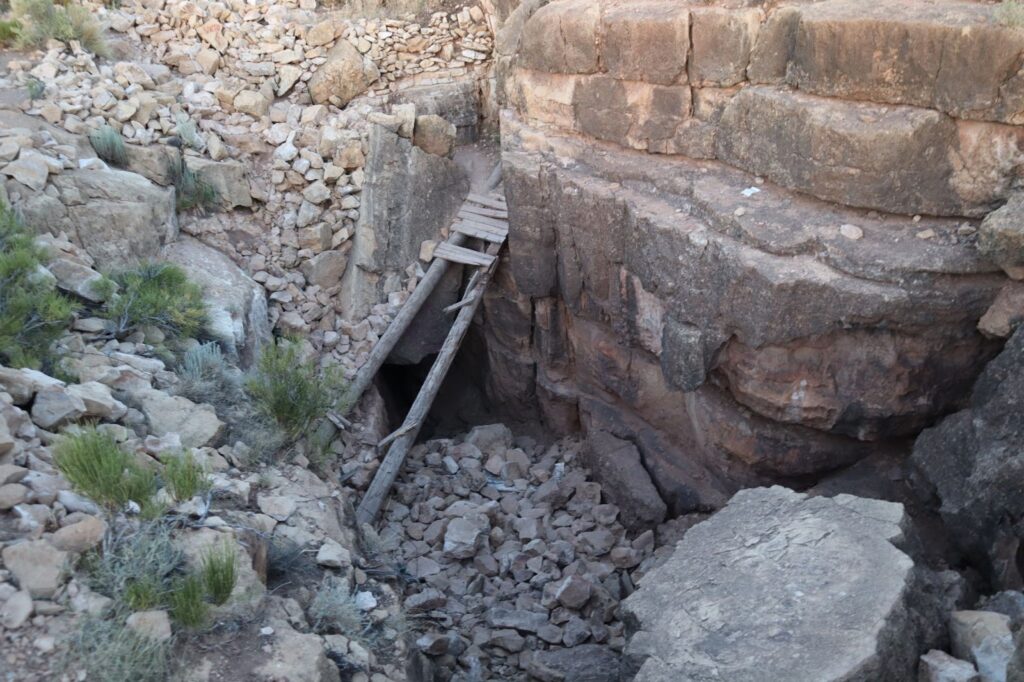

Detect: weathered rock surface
[308, 40, 379, 108]
[585, 430, 666, 530]
[912, 327, 1024, 589]
[131, 388, 224, 448]
[621, 486, 935, 681]
[162, 237, 270, 366]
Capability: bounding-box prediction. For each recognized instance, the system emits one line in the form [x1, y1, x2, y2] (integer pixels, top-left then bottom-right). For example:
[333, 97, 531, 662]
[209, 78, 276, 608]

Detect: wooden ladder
[352, 191, 508, 526]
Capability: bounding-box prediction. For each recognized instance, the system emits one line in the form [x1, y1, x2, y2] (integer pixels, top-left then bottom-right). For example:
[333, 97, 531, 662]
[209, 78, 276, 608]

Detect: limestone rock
[126, 610, 173, 642]
[233, 91, 270, 118]
[45, 258, 106, 302]
[1, 540, 68, 598]
[51, 515, 107, 553]
[308, 40, 378, 107]
[585, 430, 666, 530]
[183, 157, 252, 209]
[412, 115, 456, 157]
[443, 514, 490, 559]
[67, 381, 128, 421]
[621, 487, 931, 681]
[0, 483, 27, 510]
[30, 385, 86, 430]
[254, 624, 341, 682]
[0, 591, 33, 629]
[300, 248, 350, 289]
[979, 194, 1024, 279]
[133, 388, 224, 448]
[919, 649, 982, 682]
[161, 237, 270, 366]
[18, 168, 177, 268]
[950, 611, 1014, 682]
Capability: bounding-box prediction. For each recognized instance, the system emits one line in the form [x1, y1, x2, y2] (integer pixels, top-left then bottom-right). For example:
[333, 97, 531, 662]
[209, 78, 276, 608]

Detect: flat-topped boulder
[621, 486, 934, 681]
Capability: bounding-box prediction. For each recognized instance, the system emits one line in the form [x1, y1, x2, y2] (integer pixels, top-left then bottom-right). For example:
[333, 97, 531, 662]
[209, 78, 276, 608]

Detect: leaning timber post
[355, 244, 501, 526]
[339, 232, 468, 413]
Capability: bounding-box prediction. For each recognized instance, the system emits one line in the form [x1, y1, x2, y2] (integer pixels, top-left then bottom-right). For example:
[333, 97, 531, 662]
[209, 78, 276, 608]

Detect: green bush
[0, 19, 20, 47]
[0, 201, 77, 369]
[168, 158, 219, 213]
[200, 541, 237, 605]
[246, 340, 347, 437]
[163, 451, 210, 502]
[89, 124, 128, 167]
[62, 616, 170, 682]
[11, 0, 108, 56]
[96, 263, 206, 340]
[53, 426, 157, 511]
[168, 574, 207, 629]
[83, 523, 182, 605]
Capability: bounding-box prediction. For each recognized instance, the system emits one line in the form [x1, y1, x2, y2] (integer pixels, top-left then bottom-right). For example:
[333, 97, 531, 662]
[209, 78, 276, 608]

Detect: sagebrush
[83, 522, 181, 605]
[11, 0, 108, 56]
[62, 616, 170, 682]
[168, 158, 219, 213]
[0, 201, 77, 369]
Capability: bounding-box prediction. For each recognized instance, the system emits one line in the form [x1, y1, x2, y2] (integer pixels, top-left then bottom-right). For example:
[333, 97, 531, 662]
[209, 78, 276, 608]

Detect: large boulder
[130, 388, 224, 448]
[339, 124, 468, 343]
[161, 237, 270, 366]
[912, 327, 1024, 589]
[584, 430, 666, 530]
[15, 168, 177, 268]
[621, 487, 944, 681]
[307, 40, 379, 107]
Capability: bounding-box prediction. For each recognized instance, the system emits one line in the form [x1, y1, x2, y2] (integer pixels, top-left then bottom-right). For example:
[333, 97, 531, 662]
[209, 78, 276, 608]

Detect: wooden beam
[467, 192, 507, 210]
[434, 242, 495, 267]
[458, 209, 508, 230]
[460, 204, 508, 219]
[356, 240, 503, 526]
[454, 222, 506, 243]
[340, 232, 468, 413]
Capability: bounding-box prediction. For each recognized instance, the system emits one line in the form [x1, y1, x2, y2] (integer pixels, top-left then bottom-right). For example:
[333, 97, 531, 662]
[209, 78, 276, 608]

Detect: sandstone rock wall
[486, 0, 1018, 514]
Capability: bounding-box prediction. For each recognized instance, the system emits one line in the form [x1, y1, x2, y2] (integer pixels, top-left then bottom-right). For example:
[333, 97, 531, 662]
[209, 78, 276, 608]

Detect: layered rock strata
[487, 0, 1017, 514]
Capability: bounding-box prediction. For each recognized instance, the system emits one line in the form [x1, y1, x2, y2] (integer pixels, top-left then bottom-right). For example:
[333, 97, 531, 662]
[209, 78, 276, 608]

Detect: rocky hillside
[2, 0, 1024, 680]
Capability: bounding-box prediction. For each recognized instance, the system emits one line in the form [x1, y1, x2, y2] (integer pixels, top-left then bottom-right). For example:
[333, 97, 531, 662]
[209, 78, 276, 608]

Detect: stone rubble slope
[2, 0, 493, 381]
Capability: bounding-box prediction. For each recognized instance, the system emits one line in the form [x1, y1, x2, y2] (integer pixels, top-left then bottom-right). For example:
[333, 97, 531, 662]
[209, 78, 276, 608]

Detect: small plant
[0, 201, 77, 369]
[84, 523, 182, 604]
[997, 0, 1024, 27]
[200, 541, 237, 605]
[168, 158, 219, 213]
[168, 574, 208, 629]
[163, 451, 210, 502]
[0, 19, 20, 47]
[309, 577, 368, 638]
[53, 427, 157, 510]
[96, 263, 206, 340]
[246, 340, 348, 437]
[25, 75, 44, 100]
[62, 616, 170, 682]
[11, 0, 109, 56]
[177, 342, 234, 404]
[174, 113, 204, 151]
[89, 124, 128, 167]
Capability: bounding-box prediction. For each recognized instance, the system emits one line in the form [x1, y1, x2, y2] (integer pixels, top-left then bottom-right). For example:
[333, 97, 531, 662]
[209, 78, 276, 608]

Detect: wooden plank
[339, 232, 470, 412]
[456, 216, 507, 235]
[466, 192, 506, 210]
[457, 209, 508, 230]
[460, 203, 508, 219]
[454, 222, 506, 243]
[356, 240, 504, 526]
[434, 242, 494, 267]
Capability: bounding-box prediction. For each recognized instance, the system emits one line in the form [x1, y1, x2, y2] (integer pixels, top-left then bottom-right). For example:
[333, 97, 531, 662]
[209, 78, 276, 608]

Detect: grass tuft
[168, 158, 219, 214]
[62, 616, 170, 682]
[54, 426, 157, 511]
[11, 0, 108, 56]
[168, 574, 208, 629]
[200, 541, 237, 605]
[175, 113, 205, 151]
[997, 0, 1024, 27]
[0, 19, 20, 47]
[163, 451, 210, 502]
[0, 201, 77, 370]
[246, 340, 348, 437]
[97, 263, 206, 340]
[89, 124, 128, 167]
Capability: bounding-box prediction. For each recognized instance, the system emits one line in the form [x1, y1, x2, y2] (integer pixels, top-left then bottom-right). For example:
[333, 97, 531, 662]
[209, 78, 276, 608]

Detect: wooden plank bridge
[347, 190, 509, 526]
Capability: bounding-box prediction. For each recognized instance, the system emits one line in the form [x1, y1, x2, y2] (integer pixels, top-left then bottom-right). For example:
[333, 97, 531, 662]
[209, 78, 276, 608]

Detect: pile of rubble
[346, 424, 681, 681]
[2, 0, 492, 381]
